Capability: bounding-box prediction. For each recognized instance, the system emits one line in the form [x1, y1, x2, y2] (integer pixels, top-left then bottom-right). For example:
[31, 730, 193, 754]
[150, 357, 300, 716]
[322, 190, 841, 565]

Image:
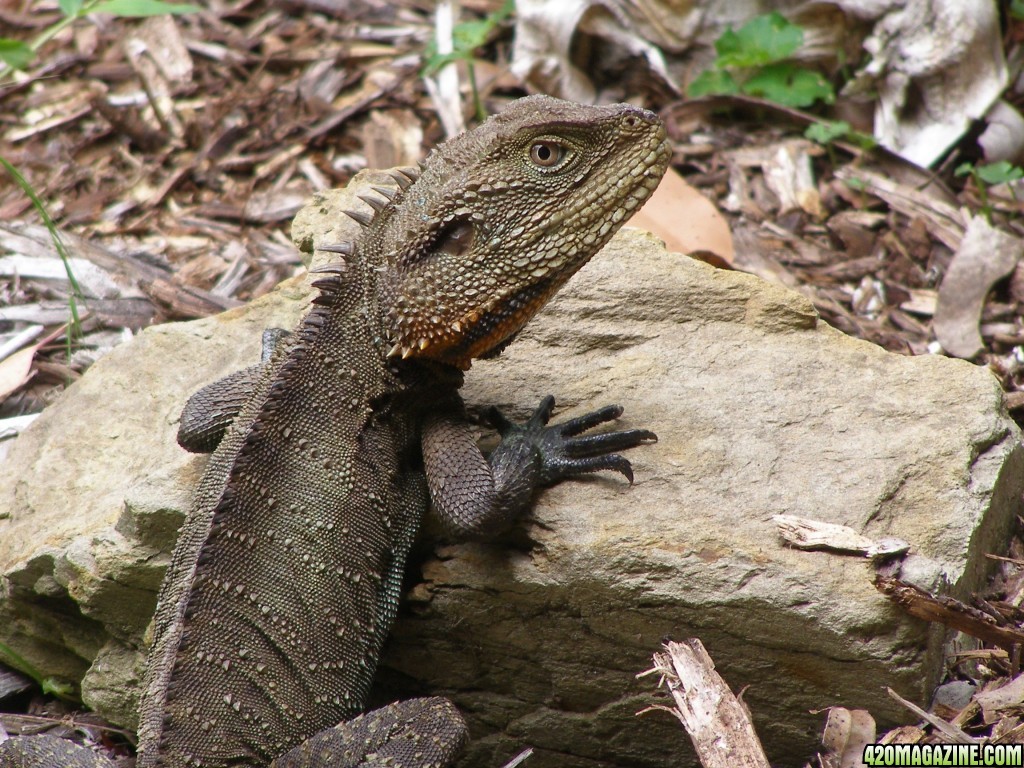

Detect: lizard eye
[528, 140, 567, 168]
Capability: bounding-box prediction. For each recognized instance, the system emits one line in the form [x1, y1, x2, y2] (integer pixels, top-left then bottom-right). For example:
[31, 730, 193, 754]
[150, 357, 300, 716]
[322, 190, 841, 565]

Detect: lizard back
[137, 263, 438, 766]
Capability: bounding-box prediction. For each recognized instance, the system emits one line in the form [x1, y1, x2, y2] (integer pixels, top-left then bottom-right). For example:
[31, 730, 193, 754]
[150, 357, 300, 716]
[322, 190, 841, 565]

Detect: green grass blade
[0, 157, 83, 350]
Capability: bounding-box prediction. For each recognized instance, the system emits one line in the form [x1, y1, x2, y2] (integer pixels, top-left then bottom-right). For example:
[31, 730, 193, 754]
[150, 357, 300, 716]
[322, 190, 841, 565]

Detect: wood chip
[774, 514, 910, 557]
[834, 166, 966, 251]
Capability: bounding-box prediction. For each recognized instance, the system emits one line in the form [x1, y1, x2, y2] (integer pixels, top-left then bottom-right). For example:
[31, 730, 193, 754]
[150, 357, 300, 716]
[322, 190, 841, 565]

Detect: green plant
[689, 12, 834, 109]
[422, 0, 515, 121]
[0, 640, 76, 702]
[955, 160, 1023, 223]
[1012, 0, 1024, 21]
[1, 158, 84, 353]
[804, 119, 877, 165]
[0, 0, 200, 77]
[805, 119, 851, 145]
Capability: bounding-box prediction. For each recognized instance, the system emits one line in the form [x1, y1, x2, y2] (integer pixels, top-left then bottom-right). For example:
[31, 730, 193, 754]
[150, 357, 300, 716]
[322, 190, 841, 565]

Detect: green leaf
[976, 161, 1024, 185]
[58, 0, 85, 16]
[0, 641, 78, 703]
[422, 0, 513, 76]
[89, 0, 201, 17]
[42, 677, 76, 699]
[742, 63, 834, 107]
[715, 12, 803, 68]
[805, 119, 850, 145]
[955, 162, 976, 178]
[687, 68, 739, 98]
[0, 39, 33, 70]
[1012, 0, 1024, 20]
[452, 18, 496, 52]
[423, 49, 464, 74]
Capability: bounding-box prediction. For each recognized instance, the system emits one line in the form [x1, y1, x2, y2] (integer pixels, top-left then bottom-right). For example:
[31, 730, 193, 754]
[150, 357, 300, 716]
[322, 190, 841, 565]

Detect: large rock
[1, 174, 1021, 766]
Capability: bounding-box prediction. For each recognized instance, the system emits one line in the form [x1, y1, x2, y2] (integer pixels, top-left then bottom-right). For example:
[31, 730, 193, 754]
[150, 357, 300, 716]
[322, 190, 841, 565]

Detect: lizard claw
[488, 396, 656, 485]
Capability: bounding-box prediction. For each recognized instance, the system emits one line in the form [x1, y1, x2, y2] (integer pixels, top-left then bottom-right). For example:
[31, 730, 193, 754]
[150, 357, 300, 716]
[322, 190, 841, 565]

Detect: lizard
[0, 94, 671, 767]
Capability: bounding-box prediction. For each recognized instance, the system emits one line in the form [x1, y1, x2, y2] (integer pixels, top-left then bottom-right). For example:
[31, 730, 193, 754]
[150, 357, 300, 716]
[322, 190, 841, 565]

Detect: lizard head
[372, 95, 671, 370]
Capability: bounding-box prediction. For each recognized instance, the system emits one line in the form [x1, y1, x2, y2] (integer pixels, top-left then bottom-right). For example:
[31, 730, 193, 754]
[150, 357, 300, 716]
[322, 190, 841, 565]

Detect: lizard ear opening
[433, 221, 476, 258]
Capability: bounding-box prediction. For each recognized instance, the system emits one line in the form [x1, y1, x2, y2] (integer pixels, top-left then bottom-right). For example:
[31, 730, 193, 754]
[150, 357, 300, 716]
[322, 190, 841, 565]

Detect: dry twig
[640, 639, 770, 768]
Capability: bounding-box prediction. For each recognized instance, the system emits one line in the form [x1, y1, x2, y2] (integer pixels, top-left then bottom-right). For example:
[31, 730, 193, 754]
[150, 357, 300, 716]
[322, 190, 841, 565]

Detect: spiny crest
[311, 271, 348, 307]
[342, 182, 403, 229]
[388, 165, 421, 190]
[358, 194, 388, 213]
[316, 242, 355, 256]
[310, 243, 357, 308]
[343, 208, 374, 228]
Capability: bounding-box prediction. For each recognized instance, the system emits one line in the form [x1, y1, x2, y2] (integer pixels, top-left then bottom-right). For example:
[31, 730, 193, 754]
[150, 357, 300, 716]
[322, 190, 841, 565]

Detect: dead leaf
[934, 216, 1024, 359]
[0, 346, 38, 401]
[123, 15, 193, 142]
[511, 0, 676, 102]
[629, 167, 734, 265]
[975, 673, 1024, 725]
[833, 166, 965, 251]
[979, 100, 1024, 163]
[840, 0, 1007, 167]
[0, 325, 66, 401]
[730, 140, 824, 218]
[362, 110, 423, 170]
[819, 707, 876, 768]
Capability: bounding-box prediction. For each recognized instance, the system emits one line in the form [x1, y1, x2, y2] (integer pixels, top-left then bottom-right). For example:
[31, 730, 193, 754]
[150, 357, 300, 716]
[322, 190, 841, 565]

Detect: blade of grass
[0, 156, 83, 357]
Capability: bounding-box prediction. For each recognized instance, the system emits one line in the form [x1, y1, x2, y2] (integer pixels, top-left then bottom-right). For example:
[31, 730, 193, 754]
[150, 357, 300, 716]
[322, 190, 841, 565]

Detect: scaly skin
[0, 96, 670, 768]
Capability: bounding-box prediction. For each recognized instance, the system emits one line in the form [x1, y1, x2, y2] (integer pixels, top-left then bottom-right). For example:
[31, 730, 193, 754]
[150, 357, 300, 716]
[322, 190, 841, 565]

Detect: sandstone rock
[0, 174, 1021, 766]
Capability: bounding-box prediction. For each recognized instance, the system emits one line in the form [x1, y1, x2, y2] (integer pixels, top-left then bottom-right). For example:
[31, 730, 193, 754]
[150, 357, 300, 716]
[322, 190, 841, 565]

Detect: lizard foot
[487, 395, 657, 485]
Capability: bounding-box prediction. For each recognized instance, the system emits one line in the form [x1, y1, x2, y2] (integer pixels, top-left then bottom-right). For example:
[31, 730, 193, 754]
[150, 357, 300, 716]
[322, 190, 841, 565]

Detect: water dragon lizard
[0, 95, 671, 767]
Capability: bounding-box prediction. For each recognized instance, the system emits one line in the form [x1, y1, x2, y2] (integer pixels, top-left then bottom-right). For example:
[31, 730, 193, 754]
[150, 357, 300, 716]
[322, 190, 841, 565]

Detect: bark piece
[875, 575, 1024, 650]
[645, 640, 770, 768]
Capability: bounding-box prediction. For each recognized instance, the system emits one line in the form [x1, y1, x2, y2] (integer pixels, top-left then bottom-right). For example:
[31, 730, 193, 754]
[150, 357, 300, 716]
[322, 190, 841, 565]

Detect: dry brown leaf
[629, 167, 734, 265]
[511, 0, 675, 102]
[819, 707, 876, 768]
[975, 673, 1024, 725]
[934, 216, 1024, 359]
[362, 110, 424, 170]
[0, 346, 37, 402]
[842, 0, 1006, 167]
[833, 166, 965, 250]
[123, 15, 193, 142]
[763, 142, 823, 218]
[0, 324, 67, 401]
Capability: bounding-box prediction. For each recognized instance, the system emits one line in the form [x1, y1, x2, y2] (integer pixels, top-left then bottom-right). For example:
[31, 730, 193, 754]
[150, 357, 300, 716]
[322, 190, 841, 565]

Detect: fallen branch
[639, 639, 770, 768]
[875, 575, 1024, 651]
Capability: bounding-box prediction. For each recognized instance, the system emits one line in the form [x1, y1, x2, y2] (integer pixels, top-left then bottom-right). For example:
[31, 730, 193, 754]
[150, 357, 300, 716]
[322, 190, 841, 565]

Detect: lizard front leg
[423, 396, 656, 539]
[176, 328, 291, 452]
